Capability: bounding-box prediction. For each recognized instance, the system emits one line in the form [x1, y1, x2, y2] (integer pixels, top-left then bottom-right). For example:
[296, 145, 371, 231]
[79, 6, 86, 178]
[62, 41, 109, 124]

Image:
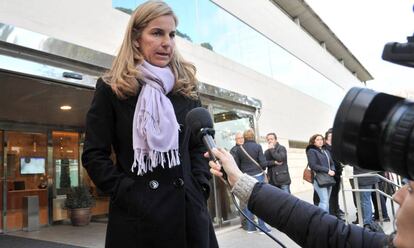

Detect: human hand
[328, 170, 335, 176]
[204, 148, 243, 187]
[267, 143, 274, 149]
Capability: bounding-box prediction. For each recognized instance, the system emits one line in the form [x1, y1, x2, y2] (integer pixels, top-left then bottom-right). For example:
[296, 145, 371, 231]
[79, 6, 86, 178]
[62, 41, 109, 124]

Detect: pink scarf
[131, 61, 180, 175]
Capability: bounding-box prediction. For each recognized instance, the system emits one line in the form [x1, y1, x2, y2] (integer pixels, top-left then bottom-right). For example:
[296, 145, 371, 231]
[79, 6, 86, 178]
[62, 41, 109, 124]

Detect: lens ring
[383, 102, 414, 178]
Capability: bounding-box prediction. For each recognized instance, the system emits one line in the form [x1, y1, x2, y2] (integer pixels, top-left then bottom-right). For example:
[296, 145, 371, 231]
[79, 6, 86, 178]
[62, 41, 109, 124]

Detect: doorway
[201, 97, 257, 227]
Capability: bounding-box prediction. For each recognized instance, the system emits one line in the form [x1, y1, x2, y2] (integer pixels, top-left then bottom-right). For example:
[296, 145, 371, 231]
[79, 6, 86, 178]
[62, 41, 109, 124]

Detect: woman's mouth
[156, 52, 170, 57]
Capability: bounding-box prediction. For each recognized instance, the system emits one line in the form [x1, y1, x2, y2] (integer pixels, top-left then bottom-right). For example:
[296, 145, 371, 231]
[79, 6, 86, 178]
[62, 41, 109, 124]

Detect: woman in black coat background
[233, 128, 273, 233]
[306, 134, 335, 213]
[81, 1, 217, 247]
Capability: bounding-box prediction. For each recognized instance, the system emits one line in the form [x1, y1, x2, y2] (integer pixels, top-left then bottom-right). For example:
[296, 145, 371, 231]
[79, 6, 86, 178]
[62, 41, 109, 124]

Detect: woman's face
[313, 136, 324, 148]
[393, 180, 414, 248]
[137, 15, 176, 67]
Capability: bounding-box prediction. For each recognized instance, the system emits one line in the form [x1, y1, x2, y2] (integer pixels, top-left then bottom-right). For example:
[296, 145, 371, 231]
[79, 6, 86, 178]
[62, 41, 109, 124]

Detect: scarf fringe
[131, 149, 180, 175]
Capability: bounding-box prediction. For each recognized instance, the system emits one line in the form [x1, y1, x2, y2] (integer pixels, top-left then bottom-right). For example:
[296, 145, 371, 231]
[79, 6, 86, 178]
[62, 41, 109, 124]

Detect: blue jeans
[359, 185, 373, 225]
[243, 173, 269, 232]
[313, 181, 332, 212]
[277, 184, 291, 194]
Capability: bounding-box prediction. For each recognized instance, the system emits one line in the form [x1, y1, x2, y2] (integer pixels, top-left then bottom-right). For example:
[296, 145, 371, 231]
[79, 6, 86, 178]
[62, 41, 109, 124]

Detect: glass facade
[113, 0, 345, 107]
[52, 131, 80, 196]
[3, 131, 49, 231]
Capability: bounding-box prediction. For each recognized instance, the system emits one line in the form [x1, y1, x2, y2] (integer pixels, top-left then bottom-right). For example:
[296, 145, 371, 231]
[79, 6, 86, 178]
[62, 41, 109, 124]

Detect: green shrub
[64, 186, 95, 209]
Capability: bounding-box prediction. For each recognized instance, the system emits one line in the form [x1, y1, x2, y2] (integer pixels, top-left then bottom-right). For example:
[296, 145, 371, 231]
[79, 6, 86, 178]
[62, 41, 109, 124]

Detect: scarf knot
[131, 61, 180, 175]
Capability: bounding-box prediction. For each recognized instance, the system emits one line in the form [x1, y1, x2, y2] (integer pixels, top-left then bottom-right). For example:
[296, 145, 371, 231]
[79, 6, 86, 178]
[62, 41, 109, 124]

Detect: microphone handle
[202, 134, 228, 180]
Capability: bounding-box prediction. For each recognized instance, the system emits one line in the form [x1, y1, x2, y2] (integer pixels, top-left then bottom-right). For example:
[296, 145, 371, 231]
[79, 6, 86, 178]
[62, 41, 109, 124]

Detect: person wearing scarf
[82, 1, 218, 247]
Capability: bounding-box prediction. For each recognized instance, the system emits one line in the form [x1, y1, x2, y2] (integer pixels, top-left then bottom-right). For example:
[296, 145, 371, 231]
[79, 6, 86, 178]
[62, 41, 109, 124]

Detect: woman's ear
[133, 40, 140, 48]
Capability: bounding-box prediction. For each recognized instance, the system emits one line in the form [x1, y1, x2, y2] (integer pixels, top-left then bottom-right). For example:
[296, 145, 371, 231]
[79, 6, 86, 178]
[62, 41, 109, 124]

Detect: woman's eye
[153, 31, 162, 36]
[170, 33, 175, 38]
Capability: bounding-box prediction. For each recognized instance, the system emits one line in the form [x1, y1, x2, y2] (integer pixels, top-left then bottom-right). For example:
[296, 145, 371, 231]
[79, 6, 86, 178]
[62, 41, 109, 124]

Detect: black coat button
[149, 180, 159, 190]
[173, 178, 184, 188]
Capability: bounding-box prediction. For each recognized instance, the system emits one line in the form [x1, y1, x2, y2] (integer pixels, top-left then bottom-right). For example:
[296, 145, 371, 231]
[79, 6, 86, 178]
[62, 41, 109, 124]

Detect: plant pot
[68, 207, 91, 226]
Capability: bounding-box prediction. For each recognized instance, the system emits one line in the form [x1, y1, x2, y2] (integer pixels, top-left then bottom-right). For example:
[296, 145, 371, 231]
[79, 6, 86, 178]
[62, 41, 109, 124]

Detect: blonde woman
[82, 1, 218, 247]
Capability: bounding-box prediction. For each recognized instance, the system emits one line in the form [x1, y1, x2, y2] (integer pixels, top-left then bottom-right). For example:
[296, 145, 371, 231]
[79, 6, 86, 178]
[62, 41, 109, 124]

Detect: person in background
[81, 1, 218, 247]
[229, 131, 247, 229]
[324, 129, 344, 218]
[264, 133, 291, 193]
[207, 147, 414, 248]
[230, 132, 244, 158]
[353, 165, 383, 232]
[233, 128, 273, 233]
[372, 172, 391, 222]
[306, 134, 335, 213]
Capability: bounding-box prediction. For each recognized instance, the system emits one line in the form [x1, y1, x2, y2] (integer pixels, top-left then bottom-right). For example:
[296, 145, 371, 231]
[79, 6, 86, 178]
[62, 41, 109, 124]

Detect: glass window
[112, 0, 346, 107]
[52, 131, 79, 195]
[212, 105, 255, 223]
[4, 131, 48, 230]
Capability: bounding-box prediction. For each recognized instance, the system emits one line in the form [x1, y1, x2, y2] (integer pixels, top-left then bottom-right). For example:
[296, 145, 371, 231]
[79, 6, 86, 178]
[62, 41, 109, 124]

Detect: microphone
[185, 107, 226, 179]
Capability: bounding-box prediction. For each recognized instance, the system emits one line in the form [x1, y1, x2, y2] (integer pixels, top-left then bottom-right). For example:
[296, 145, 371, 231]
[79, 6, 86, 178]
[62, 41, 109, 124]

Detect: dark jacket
[249, 183, 388, 247]
[82, 79, 218, 248]
[264, 143, 291, 186]
[229, 144, 240, 159]
[233, 140, 273, 176]
[353, 165, 380, 187]
[325, 143, 343, 176]
[306, 145, 335, 173]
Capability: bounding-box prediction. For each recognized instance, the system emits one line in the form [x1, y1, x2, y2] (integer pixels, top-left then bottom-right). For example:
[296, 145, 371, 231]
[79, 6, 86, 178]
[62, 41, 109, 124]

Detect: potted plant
[64, 186, 95, 226]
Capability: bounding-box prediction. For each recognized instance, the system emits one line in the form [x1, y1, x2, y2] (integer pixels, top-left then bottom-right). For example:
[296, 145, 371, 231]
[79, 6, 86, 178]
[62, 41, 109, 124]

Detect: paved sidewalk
[3, 187, 396, 248]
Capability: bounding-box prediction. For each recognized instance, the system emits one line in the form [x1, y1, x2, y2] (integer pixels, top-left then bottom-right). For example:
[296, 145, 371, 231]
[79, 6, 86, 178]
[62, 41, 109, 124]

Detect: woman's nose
[161, 35, 172, 46]
[393, 185, 408, 205]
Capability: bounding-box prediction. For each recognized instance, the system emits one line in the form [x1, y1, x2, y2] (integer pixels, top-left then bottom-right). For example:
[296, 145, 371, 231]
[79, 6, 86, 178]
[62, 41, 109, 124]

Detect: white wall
[0, 0, 127, 55]
[212, 0, 362, 91]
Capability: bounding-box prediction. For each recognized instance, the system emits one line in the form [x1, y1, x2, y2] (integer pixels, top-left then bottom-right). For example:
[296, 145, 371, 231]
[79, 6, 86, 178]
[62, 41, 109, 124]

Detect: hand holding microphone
[206, 148, 243, 187]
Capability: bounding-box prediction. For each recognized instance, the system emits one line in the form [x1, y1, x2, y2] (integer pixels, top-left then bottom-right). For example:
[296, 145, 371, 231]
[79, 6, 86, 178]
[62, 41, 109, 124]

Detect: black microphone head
[185, 107, 213, 136]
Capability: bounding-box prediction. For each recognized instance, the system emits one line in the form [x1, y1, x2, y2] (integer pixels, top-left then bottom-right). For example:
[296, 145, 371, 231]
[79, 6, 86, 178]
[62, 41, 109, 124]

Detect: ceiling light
[60, 105, 72, 110]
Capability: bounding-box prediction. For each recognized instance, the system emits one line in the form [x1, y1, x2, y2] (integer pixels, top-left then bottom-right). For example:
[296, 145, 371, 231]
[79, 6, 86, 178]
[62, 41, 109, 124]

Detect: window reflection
[52, 131, 79, 195]
[113, 0, 345, 107]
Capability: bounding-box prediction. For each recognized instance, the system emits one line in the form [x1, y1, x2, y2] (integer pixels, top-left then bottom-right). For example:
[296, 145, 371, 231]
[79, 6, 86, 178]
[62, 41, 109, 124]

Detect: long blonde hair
[103, 0, 198, 99]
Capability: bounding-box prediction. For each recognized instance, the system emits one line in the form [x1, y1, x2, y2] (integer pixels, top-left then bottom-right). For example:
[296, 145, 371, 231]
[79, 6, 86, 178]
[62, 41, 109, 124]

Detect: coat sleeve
[257, 145, 274, 169]
[248, 183, 387, 248]
[188, 102, 212, 199]
[269, 145, 287, 164]
[307, 149, 329, 173]
[81, 79, 131, 195]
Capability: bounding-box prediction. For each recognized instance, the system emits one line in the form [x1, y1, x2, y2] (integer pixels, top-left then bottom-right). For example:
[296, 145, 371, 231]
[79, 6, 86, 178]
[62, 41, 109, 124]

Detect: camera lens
[332, 87, 414, 180]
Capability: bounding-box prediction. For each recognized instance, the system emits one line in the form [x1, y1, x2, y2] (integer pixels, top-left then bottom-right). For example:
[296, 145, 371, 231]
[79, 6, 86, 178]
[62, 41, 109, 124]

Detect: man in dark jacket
[230, 132, 244, 158]
[353, 165, 380, 230]
[264, 133, 291, 193]
[325, 129, 344, 218]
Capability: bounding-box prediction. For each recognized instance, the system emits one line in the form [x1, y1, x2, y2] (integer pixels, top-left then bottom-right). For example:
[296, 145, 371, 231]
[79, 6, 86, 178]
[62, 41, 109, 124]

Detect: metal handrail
[341, 172, 401, 233]
[350, 172, 402, 189]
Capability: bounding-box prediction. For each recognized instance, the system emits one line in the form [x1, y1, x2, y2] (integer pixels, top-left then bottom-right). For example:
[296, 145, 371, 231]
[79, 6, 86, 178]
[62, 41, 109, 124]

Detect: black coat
[306, 145, 335, 173]
[233, 140, 273, 176]
[325, 144, 343, 176]
[353, 165, 380, 186]
[82, 79, 218, 248]
[264, 143, 291, 186]
[249, 183, 388, 247]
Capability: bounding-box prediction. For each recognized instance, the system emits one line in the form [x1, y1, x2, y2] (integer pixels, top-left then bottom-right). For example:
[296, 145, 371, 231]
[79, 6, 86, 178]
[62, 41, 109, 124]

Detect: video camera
[332, 29, 414, 180]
